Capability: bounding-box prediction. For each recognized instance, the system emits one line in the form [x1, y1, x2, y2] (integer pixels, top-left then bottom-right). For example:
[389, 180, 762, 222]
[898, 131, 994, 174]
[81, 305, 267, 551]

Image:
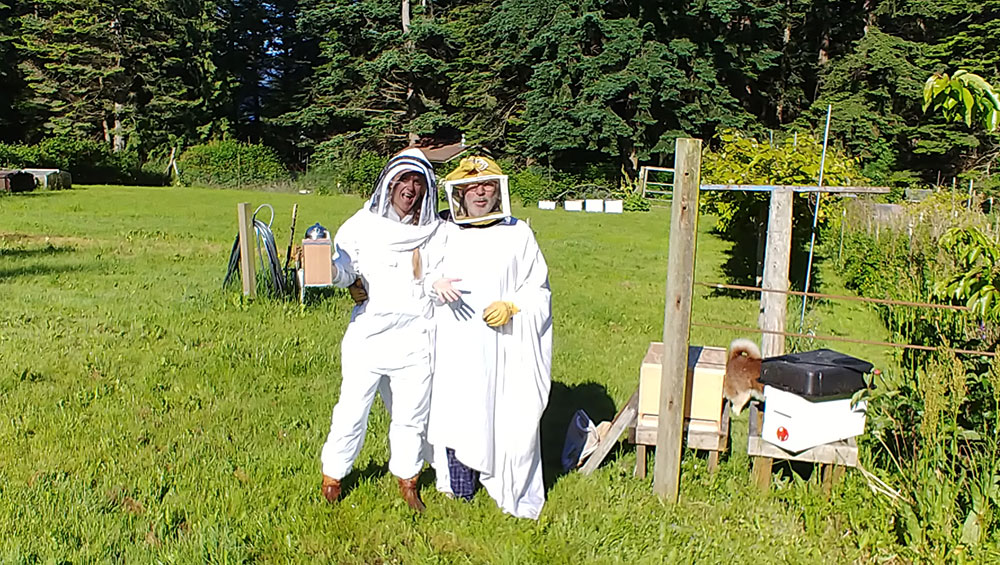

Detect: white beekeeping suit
[427, 156, 553, 519]
[319, 148, 441, 511]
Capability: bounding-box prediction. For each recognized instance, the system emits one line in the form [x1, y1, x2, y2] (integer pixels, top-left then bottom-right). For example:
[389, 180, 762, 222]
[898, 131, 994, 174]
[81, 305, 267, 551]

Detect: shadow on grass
[540, 380, 617, 491]
[5, 191, 66, 198]
[771, 459, 819, 482]
[340, 460, 389, 499]
[0, 262, 91, 281]
[0, 245, 76, 259]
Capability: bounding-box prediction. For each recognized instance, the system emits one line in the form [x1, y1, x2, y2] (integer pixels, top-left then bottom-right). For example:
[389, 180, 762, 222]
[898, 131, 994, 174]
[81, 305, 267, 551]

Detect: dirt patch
[0, 231, 93, 248]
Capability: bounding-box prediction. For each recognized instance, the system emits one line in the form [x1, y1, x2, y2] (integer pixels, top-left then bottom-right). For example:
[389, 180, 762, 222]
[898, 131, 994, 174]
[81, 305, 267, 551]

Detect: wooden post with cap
[653, 138, 702, 502]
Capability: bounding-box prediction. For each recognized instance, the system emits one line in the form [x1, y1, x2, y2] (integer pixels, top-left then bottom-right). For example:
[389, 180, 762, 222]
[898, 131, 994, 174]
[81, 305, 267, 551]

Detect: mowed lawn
[1, 186, 897, 562]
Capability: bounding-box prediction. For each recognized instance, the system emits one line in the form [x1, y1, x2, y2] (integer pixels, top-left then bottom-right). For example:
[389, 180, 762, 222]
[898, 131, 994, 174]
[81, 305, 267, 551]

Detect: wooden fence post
[752, 187, 793, 489]
[237, 202, 257, 298]
[653, 138, 702, 502]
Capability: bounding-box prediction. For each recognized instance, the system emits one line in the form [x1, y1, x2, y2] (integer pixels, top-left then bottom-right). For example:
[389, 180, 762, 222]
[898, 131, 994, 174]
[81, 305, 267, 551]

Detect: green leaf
[960, 508, 982, 546]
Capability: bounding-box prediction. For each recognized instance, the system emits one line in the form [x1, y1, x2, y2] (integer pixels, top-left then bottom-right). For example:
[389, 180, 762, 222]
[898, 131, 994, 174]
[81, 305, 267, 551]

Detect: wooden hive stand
[746, 401, 858, 493]
[629, 343, 731, 477]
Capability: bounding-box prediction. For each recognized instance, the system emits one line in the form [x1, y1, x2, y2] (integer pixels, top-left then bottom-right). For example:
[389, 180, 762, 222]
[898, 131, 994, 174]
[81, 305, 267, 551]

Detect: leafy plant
[701, 129, 866, 234]
[923, 71, 1000, 131]
[936, 227, 1000, 318]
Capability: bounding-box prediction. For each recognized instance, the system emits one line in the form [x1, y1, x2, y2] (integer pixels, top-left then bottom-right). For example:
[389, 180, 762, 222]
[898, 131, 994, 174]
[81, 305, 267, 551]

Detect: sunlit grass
[1, 186, 897, 562]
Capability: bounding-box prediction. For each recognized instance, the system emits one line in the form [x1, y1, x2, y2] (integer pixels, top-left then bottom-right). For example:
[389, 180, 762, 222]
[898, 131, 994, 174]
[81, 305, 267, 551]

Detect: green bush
[339, 151, 385, 196]
[296, 150, 385, 196]
[622, 192, 651, 211]
[178, 140, 287, 188]
[0, 137, 144, 184]
[702, 129, 866, 236]
[508, 166, 557, 204]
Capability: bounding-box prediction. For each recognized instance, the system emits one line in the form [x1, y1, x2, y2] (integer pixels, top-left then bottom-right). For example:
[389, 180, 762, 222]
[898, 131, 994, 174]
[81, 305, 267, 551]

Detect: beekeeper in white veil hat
[319, 148, 441, 512]
[428, 155, 553, 520]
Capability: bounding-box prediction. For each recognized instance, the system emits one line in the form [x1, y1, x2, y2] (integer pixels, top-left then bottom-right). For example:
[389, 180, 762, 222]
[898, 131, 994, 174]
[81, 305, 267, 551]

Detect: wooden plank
[707, 450, 720, 473]
[653, 138, 702, 502]
[631, 424, 726, 451]
[580, 389, 639, 475]
[747, 437, 858, 467]
[635, 444, 647, 479]
[237, 202, 256, 298]
[822, 464, 847, 496]
[749, 404, 772, 489]
[700, 184, 890, 194]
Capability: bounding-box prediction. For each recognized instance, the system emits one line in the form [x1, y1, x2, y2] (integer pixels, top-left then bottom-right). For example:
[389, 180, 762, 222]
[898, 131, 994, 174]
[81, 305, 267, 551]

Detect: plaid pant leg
[446, 447, 479, 501]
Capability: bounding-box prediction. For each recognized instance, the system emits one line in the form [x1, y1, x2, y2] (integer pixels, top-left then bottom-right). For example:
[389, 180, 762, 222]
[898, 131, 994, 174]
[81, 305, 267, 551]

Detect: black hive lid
[760, 349, 874, 399]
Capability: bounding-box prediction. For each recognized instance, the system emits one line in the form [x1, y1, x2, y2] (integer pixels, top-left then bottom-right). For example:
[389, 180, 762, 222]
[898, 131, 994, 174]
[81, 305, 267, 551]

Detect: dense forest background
[2, 0, 999, 187]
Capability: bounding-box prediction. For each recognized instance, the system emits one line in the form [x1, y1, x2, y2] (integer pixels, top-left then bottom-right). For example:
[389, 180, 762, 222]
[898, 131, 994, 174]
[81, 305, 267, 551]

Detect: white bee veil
[367, 148, 439, 226]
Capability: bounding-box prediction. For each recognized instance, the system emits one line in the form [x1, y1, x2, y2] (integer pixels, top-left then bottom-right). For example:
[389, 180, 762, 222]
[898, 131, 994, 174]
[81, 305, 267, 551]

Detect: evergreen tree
[0, 0, 26, 141]
[11, 0, 222, 153]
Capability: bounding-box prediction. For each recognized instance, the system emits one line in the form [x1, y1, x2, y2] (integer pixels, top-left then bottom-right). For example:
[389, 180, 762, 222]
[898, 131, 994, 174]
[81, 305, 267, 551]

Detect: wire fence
[692, 281, 993, 357]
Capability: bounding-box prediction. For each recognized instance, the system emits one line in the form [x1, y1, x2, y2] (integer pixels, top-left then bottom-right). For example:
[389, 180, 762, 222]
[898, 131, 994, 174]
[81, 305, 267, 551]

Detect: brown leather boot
[321, 475, 341, 505]
[398, 474, 426, 513]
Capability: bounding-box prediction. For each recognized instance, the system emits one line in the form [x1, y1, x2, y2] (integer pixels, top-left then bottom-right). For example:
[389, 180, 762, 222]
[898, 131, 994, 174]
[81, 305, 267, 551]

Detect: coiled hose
[223, 204, 288, 296]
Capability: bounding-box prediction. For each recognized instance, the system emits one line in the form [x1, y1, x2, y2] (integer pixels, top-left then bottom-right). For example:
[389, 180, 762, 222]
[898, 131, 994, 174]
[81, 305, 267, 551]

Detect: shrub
[702, 129, 866, 236]
[622, 192, 651, 211]
[297, 149, 385, 196]
[338, 151, 385, 196]
[508, 166, 557, 204]
[178, 140, 287, 188]
[0, 137, 143, 184]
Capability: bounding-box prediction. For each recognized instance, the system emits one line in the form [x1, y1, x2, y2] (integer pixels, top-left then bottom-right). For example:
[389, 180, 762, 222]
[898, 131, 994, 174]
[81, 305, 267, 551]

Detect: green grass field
[1, 186, 900, 562]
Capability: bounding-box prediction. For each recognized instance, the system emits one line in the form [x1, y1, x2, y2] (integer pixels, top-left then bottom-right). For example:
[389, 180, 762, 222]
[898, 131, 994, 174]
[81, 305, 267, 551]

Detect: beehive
[637, 343, 726, 432]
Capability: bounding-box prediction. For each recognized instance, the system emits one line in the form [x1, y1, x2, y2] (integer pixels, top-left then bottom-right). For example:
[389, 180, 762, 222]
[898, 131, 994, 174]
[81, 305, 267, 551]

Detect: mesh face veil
[443, 175, 511, 225]
[367, 149, 439, 226]
[442, 156, 511, 225]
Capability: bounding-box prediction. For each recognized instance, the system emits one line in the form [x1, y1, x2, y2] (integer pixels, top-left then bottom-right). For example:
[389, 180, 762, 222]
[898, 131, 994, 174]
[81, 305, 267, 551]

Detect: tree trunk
[401, 0, 410, 33]
[113, 102, 125, 153]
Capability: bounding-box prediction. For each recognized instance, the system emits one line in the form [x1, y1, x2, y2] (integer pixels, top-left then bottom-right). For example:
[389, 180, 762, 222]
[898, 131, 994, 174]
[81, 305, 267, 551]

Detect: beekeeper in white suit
[319, 148, 441, 512]
[428, 155, 553, 519]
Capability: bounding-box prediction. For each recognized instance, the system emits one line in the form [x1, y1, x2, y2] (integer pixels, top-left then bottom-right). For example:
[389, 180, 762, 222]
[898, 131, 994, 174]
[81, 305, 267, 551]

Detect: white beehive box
[564, 200, 583, 212]
[761, 385, 867, 452]
[585, 199, 604, 212]
[604, 200, 623, 214]
[637, 343, 726, 433]
[537, 200, 556, 210]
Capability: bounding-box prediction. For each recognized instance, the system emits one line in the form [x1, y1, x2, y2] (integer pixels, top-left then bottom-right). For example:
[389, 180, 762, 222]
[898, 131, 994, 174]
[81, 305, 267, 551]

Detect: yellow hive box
[637, 343, 726, 431]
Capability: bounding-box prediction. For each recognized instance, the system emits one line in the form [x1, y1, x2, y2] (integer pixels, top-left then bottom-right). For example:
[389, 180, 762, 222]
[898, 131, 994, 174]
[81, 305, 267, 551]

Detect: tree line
[1, 0, 999, 185]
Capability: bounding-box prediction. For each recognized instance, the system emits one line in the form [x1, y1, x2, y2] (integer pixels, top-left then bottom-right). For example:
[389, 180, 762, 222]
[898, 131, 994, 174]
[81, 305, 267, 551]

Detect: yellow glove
[348, 277, 368, 304]
[483, 301, 519, 327]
